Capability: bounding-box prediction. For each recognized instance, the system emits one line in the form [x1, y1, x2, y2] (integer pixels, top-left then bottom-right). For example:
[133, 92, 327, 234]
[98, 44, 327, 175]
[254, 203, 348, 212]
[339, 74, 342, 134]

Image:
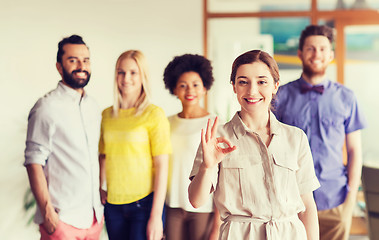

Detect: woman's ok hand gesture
[201, 117, 237, 169]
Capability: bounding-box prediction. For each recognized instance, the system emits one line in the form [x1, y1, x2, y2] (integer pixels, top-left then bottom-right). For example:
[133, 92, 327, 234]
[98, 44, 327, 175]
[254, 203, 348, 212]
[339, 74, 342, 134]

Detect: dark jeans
[104, 193, 154, 240]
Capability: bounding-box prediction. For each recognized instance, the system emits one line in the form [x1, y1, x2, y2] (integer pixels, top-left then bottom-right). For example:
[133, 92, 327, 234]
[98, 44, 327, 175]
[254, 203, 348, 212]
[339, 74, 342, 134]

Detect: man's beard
[62, 67, 91, 89]
[302, 62, 327, 79]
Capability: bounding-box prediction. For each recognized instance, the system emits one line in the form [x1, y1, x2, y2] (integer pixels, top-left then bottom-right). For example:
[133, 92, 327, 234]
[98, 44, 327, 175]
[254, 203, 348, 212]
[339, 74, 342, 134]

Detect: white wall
[207, 18, 273, 121]
[0, 0, 202, 239]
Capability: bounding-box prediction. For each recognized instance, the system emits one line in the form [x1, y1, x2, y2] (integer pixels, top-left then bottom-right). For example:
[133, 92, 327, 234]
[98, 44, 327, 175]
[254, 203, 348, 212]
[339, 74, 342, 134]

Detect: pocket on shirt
[272, 153, 298, 171]
[272, 153, 299, 202]
[321, 116, 345, 138]
[221, 155, 258, 207]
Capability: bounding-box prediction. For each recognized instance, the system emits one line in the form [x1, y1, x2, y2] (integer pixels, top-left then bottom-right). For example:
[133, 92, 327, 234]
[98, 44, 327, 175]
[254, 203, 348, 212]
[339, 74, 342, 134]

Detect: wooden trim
[206, 10, 379, 21]
[311, 0, 318, 24]
[317, 9, 379, 21]
[203, 0, 208, 110]
[207, 11, 312, 19]
[335, 21, 345, 84]
[203, 0, 208, 58]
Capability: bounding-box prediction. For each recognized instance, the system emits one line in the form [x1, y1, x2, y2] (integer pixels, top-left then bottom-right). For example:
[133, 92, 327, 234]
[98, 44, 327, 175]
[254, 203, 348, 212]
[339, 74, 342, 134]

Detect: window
[204, 0, 379, 166]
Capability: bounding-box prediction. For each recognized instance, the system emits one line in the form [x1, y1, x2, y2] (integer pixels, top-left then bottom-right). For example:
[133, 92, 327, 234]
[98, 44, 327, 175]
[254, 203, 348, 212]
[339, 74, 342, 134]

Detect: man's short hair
[299, 25, 334, 50]
[57, 35, 87, 63]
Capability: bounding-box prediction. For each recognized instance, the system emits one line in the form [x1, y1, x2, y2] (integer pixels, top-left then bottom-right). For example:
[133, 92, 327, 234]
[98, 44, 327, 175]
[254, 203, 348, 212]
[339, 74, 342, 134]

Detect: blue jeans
[105, 193, 154, 240]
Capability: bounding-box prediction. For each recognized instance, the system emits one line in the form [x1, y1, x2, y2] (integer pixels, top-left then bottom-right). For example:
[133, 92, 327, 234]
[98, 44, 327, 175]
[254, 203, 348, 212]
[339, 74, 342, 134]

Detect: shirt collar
[57, 81, 87, 103]
[299, 76, 329, 89]
[231, 111, 281, 139]
[269, 111, 281, 136]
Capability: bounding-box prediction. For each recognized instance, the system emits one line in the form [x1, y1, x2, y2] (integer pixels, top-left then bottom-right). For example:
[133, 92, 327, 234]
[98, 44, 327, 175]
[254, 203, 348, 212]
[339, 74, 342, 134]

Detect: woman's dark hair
[57, 35, 87, 63]
[163, 54, 214, 95]
[230, 50, 279, 85]
[298, 25, 334, 51]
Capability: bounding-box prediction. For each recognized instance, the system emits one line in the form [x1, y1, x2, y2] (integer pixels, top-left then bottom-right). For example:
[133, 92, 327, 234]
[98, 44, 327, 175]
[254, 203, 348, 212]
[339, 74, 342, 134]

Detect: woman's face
[233, 61, 279, 115]
[116, 58, 142, 98]
[173, 71, 206, 107]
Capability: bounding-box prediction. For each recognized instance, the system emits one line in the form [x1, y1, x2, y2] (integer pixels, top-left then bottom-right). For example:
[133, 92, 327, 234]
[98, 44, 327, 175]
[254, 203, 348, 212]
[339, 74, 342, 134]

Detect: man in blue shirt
[274, 25, 367, 240]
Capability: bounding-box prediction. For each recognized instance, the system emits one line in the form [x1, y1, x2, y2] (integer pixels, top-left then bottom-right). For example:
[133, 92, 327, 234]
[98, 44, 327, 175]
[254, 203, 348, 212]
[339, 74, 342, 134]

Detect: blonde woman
[99, 50, 171, 240]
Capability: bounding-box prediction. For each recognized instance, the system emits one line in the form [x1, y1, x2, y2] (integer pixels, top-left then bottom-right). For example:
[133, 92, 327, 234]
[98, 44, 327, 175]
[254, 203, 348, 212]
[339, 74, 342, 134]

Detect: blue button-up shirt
[274, 77, 367, 210]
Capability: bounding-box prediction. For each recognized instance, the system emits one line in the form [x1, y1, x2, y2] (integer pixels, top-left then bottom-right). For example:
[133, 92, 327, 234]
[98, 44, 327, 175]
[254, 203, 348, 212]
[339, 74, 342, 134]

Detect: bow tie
[300, 84, 324, 94]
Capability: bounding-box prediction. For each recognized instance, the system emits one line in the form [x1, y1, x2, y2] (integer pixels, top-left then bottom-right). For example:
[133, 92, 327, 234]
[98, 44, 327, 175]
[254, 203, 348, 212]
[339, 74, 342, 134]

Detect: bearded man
[274, 25, 367, 240]
[24, 35, 104, 240]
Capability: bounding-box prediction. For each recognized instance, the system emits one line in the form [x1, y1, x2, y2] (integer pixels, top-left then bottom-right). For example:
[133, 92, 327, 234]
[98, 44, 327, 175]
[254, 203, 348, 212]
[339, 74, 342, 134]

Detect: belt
[224, 214, 298, 240]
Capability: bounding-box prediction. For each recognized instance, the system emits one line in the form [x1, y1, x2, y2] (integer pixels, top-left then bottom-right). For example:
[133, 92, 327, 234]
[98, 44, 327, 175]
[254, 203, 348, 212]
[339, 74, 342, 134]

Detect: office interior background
[1, 0, 379, 239]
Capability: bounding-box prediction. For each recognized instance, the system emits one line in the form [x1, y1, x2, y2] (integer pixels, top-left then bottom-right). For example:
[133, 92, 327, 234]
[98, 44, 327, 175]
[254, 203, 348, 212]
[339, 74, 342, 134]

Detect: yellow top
[99, 104, 172, 204]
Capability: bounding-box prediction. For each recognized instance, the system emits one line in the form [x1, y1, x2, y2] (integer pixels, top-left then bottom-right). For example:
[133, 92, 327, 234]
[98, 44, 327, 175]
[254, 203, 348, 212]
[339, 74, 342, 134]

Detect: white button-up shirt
[24, 81, 103, 229]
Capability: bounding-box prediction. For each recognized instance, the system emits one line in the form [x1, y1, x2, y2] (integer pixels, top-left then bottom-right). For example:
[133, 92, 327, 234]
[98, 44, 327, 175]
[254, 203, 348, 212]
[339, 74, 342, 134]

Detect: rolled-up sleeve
[24, 103, 53, 166]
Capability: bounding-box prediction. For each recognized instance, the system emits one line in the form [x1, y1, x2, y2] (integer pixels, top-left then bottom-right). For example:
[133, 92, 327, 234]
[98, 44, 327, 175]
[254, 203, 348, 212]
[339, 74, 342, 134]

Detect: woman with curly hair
[163, 54, 221, 240]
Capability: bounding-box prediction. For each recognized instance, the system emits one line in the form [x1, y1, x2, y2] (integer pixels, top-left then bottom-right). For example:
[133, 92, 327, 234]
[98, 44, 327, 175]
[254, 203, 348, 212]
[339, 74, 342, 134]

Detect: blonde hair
[112, 50, 151, 117]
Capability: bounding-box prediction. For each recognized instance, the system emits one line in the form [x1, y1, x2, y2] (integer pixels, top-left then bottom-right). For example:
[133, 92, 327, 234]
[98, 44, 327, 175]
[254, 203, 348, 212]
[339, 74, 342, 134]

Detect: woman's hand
[146, 215, 163, 240]
[201, 117, 236, 169]
[188, 117, 236, 209]
[99, 154, 107, 205]
[100, 189, 107, 205]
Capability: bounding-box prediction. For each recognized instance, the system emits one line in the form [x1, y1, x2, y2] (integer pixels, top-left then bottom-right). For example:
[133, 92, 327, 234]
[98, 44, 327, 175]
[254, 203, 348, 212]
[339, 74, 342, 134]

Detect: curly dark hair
[163, 54, 214, 95]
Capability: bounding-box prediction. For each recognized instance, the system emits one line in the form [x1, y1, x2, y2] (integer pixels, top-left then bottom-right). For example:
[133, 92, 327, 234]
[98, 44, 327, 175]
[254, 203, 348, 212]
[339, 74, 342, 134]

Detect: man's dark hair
[298, 25, 334, 50]
[57, 35, 87, 63]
